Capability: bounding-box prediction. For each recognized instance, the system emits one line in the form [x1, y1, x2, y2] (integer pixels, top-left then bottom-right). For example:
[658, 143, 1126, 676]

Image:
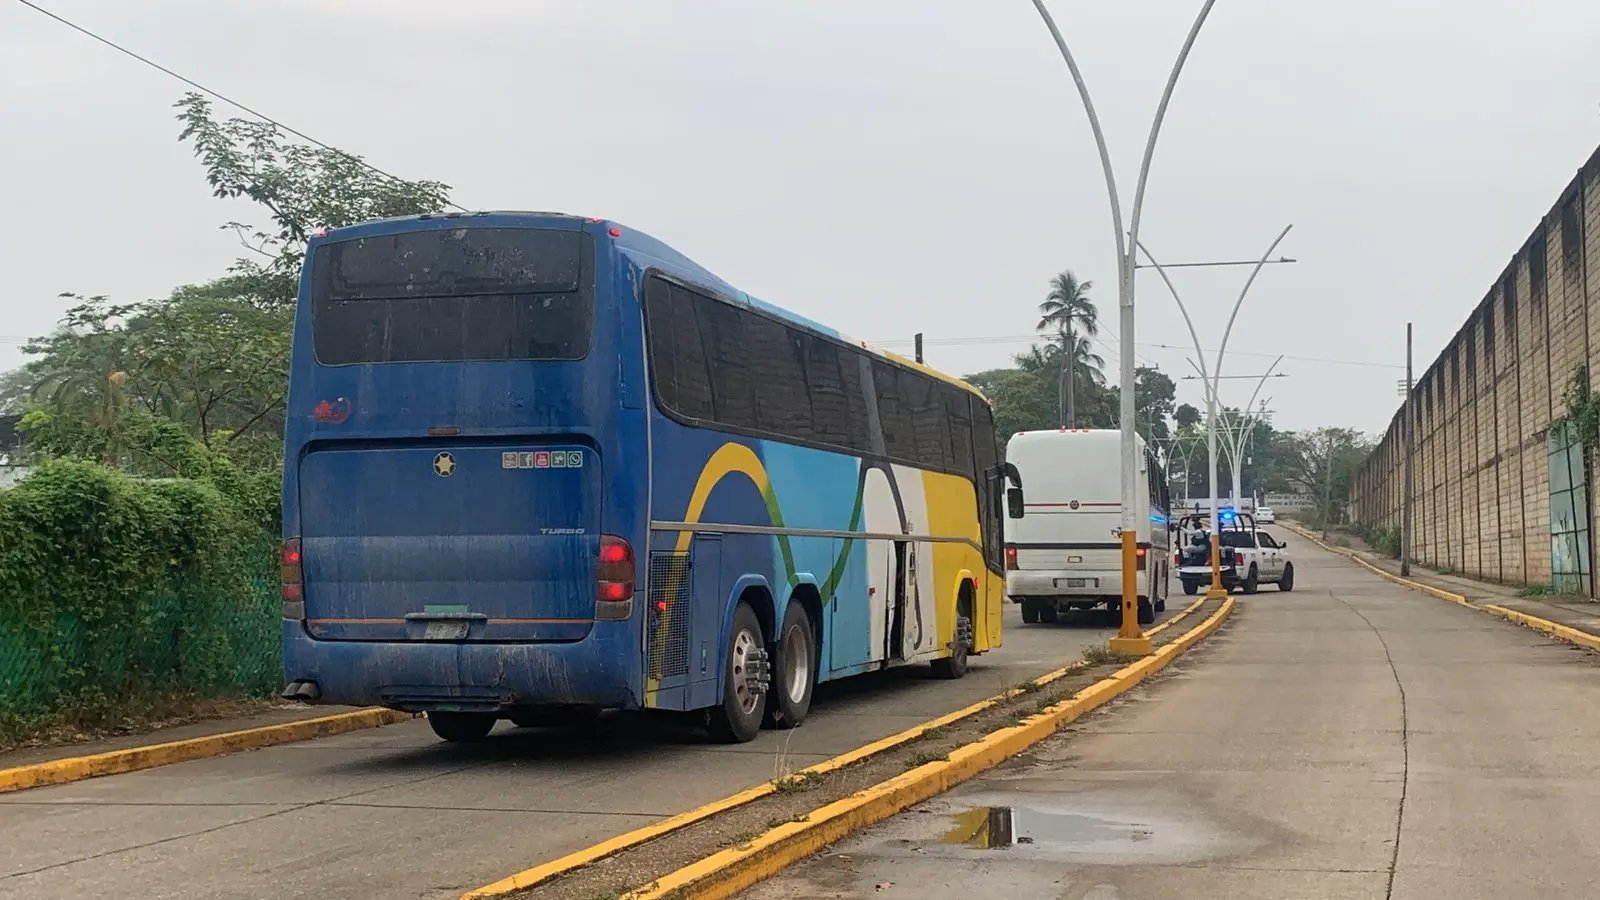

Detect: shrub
[0, 458, 278, 743]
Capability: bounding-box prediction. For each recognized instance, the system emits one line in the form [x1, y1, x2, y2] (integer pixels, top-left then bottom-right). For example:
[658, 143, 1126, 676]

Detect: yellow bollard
[1109, 529, 1152, 656]
[1205, 533, 1228, 600]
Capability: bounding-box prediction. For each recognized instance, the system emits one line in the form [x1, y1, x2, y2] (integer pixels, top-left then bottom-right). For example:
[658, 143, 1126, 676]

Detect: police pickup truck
[1174, 510, 1295, 595]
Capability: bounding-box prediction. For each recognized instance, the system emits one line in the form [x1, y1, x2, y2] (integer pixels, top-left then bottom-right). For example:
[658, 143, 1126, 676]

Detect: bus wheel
[709, 603, 769, 744]
[1182, 580, 1199, 596]
[1038, 604, 1058, 624]
[931, 592, 974, 680]
[1020, 600, 1040, 625]
[766, 602, 816, 730]
[1136, 597, 1155, 625]
[427, 711, 496, 743]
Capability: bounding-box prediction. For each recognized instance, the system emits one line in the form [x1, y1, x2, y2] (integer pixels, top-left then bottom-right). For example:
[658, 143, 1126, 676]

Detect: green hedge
[0, 459, 280, 742]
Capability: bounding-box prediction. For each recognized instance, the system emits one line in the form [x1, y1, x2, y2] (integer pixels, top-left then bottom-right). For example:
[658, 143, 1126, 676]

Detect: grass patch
[1080, 645, 1140, 666]
[906, 750, 948, 768]
[1438, 566, 1460, 576]
[1518, 584, 1555, 597]
[772, 771, 826, 793]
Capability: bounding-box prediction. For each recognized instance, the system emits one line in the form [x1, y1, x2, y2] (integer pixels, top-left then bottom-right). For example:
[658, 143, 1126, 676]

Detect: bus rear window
[309, 227, 595, 365]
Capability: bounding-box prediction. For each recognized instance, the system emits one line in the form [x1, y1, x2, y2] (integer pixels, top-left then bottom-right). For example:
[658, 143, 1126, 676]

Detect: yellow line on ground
[618, 597, 1236, 900]
[1284, 522, 1600, 655]
[1281, 523, 1469, 605]
[460, 596, 1208, 899]
[0, 708, 416, 795]
[1482, 604, 1600, 653]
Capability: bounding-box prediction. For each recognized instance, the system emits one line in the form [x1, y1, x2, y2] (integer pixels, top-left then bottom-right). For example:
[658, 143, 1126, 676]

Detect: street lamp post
[1027, 0, 1217, 657]
[1138, 226, 1293, 599]
[1202, 357, 1284, 510]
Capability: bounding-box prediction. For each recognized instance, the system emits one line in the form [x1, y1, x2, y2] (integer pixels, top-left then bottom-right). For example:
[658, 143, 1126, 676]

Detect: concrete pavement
[743, 528, 1600, 900]
[0, 602, 1168, 899]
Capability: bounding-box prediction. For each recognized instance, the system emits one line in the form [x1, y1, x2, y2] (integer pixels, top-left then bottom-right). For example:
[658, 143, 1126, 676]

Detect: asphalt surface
[743, 527, 1600, 900]
[0, 601, 1170, 899]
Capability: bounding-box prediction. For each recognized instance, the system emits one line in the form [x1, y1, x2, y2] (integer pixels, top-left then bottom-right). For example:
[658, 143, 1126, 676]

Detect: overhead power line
[13, 0, 468, 212]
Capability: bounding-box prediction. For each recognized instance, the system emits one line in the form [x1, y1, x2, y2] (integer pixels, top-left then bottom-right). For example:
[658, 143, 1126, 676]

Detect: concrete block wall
[1351, 144, 1600, 588]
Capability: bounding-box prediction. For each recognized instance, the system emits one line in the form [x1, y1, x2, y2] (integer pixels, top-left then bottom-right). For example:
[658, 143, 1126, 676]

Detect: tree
[1035, 272, 1101, 427]
[1281, 427, 1373, 526]
[2, 95, 455, 473]
[1175, 403, 1202, 430]
[174, 92, 452, 309]
[965, 368, 1058, 441]
[1134, 366, 1176, 441]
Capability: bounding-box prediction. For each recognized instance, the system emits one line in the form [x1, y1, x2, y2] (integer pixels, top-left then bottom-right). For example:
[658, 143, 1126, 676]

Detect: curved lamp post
[1027, 0, 1217, 656]
[1138, 226, 1292, 599]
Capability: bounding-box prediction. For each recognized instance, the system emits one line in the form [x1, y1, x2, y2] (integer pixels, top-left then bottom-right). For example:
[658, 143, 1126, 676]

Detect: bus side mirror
[1006, 487, 1025, 519]
[1002, 462, 1024, 519]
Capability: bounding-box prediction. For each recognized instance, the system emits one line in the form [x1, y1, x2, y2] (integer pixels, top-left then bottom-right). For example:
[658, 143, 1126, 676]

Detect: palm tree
[1036, 271, 1101, 427]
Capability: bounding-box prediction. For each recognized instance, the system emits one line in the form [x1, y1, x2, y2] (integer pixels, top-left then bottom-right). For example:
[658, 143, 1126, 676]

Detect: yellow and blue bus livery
[279, 212, 1008, 743]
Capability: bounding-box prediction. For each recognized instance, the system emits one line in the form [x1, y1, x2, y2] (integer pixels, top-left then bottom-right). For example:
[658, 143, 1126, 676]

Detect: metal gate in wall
[1547, 422, 1593, 596]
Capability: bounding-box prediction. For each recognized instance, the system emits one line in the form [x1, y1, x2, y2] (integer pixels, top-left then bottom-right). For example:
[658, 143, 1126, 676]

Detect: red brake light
[1004, 545, 1018, 571]
[1135, 546, 1147, 559]
[281, 538, 304, 612]
[597, 535, 635, 608]
[608, 227, 622, 237]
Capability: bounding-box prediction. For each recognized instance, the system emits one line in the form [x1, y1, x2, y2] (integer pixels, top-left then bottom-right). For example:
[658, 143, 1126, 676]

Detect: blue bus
[279, 212, 1014, 743]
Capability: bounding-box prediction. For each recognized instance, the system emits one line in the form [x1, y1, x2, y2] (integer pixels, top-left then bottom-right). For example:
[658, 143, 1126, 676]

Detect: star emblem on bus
[433, 452, 456, 477]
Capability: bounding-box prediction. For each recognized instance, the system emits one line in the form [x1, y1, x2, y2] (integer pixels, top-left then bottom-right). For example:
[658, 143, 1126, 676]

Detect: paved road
[0, 601, 1173, 900]
[745, 528, 1600, 899]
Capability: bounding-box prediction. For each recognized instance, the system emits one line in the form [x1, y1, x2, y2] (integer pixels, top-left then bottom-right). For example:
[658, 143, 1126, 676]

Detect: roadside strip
[462, 596, 1208, 900]
[1280, 522, 1470, 606]
[618, 596, 1235, 900]
[0, 708, 416, 795]
[1283, 523, 1600, 654]
[1482, 603, 1600, 653]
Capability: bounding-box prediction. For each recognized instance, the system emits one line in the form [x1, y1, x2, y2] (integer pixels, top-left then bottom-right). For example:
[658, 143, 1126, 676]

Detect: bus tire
[427, 711, 496, 743]
[1020, 599, 1040, 624]
[1137, 597, 1155, 625]
[1038, 604, 1058, 624]
[931, 589, 974, 680]
[766, 601, 816, 730]
[709, 602, 768, 744]
[1182, 580, 1199, 596]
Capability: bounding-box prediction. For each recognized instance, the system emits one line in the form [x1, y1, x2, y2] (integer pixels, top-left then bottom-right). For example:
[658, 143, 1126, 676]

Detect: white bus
[1002, 429, 1171, 625]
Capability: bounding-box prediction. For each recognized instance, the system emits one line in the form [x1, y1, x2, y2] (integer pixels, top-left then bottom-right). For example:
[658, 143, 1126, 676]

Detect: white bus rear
[1002, 429, 1170, 624]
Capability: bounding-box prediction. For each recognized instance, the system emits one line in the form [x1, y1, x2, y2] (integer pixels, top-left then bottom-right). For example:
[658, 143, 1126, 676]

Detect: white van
[1003, 429, 1171, 625]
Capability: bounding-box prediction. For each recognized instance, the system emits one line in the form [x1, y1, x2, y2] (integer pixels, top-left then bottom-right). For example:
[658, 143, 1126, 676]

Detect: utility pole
[1059, 327, 1076, 427]
[914, 332, 924, 364]
[1402, 322, 1414, 576]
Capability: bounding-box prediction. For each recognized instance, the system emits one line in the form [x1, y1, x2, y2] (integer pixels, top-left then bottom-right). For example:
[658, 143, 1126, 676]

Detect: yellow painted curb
[0, 708, 416, 794]
[1283, 523, 1600, 655]
[461, 596, 1209, 899]
[1280, 523, 1469, 606]
[1483, 604, 1600, 653]
[619, 597, 1235, 900]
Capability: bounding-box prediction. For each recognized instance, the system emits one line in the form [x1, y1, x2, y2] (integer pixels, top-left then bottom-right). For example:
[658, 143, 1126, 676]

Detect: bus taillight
[597, 535, 635, 619]
[281, 538, 304, 617]
[1004, 545, 1018, 570]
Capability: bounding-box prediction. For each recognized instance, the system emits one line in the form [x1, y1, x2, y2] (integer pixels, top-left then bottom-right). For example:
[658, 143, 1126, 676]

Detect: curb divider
[1281, 522, 1600, 654]
[617, 597, 1235, 900]
[1482, 603, 1600, 653]
[1281, 522, 1469, 606]
[462, 596, 1210, 900]
[0, 708, 417, 794]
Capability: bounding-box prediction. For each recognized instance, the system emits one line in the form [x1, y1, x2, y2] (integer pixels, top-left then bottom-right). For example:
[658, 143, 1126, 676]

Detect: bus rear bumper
[1007, 569, 1144, 601]
[281, 621, 640, 713]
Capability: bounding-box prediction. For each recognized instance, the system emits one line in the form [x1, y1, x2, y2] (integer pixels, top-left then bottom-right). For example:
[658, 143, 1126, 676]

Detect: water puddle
[937, 799, 1246, 865]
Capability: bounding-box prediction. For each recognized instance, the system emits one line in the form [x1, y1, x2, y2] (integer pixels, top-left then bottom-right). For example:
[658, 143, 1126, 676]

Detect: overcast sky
[4, 0, 1598, 434]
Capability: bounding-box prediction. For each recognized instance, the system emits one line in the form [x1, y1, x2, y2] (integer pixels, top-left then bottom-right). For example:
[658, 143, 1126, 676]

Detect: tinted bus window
[310, 228, 595, 365]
